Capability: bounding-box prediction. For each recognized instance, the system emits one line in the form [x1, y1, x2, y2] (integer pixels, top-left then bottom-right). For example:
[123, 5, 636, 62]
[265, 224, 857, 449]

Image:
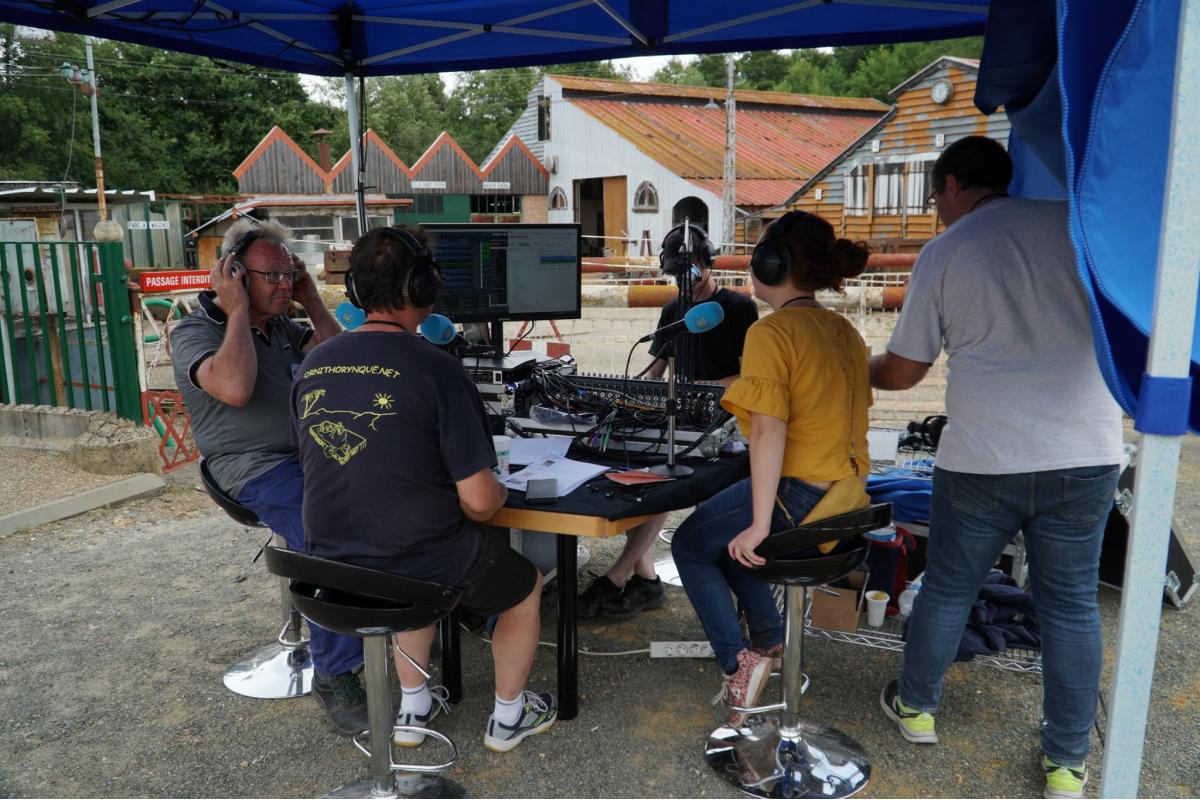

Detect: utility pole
[62, 37, 121, 240]
[722, 53, 736, 255]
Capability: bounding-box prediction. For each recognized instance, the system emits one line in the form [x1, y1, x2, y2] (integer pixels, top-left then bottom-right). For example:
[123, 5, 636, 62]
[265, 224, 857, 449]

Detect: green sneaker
[879, 680, 938, 744]
[1043, 755, 1087, 799]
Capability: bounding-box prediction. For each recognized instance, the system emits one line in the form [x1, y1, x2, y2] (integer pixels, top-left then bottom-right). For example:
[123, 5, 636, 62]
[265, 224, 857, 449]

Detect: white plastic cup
[492, 435, 512, 478]
[866, 590, 889, 627]
[898, 588, 918, 617]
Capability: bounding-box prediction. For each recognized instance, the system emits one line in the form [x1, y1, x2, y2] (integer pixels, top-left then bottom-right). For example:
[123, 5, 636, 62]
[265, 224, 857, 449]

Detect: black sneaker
[602, 575, 667, 620]
[577, 574, 622, 619]
[311, 670, 369, 737]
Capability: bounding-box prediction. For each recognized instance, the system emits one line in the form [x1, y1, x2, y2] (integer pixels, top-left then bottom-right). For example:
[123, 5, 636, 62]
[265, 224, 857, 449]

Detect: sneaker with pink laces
[712, 648, 772, 726]
[755, 644, 783, 672]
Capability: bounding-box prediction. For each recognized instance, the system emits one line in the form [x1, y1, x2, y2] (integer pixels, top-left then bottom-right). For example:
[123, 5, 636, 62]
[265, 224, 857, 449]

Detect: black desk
[439, 453, 748, 720]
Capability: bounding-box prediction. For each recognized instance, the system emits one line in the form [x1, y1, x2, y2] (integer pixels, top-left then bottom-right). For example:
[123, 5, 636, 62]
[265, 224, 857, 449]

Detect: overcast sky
[300, 54, 685, 98]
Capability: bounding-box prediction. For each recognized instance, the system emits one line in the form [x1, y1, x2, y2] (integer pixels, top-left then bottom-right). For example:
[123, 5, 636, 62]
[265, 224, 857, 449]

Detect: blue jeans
[238, 456, 364, 676]
[900, 465, 1119, 765]
[672, 476, 826, 673]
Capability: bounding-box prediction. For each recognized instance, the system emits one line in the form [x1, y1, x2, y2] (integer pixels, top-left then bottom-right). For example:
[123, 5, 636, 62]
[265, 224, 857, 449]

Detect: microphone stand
[650, 341, 694, 478]
[650, 216, 698, 479]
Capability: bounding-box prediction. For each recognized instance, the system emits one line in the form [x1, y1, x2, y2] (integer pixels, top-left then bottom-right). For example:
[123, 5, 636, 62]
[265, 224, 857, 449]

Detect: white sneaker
[393, 685, 450, 747]
[483, 691, 558, 753]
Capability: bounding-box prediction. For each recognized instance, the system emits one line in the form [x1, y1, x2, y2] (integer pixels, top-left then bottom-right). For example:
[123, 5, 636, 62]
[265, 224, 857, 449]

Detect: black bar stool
[199, 458, 313, 699]
[264, 545, 466, 799]
[705, 503, 892, 800]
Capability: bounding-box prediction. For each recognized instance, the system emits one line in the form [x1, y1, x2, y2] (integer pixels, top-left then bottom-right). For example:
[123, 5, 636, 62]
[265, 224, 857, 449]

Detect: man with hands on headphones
[171, 218, 366, 737]
[292, 226, 558, 754]
[576, 223, 759, 623]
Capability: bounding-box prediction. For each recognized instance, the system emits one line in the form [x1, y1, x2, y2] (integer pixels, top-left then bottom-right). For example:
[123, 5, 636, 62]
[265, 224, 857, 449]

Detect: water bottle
[898, 572, 924, 617]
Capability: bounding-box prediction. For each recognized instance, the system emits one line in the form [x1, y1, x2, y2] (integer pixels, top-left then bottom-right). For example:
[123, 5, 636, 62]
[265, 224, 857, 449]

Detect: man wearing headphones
[292, 226, 557, 753]
[577, 223, 759, 622]
[646, 223, 759, 388]
[171, 218, 366, 736]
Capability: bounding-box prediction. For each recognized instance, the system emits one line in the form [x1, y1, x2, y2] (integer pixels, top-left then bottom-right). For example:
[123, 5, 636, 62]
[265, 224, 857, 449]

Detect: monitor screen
[420, 223, 582, 323]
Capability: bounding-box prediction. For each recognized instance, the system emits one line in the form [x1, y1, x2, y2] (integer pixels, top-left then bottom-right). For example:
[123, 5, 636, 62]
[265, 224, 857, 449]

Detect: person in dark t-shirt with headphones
[577, 224, 759, 621]
[292, 226, 557, 754]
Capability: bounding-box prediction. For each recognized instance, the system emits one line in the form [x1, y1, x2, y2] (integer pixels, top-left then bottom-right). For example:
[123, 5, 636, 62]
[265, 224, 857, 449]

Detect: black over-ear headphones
[659, 222, 716, 275]
[226, 219, 262, 289]
[750, 210, 814, 286]
[346, 226, 444, 310]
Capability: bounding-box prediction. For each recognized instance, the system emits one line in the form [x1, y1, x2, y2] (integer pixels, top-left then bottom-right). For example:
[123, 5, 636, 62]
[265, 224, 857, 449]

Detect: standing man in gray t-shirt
[869, 136, 1123, 800]
[171, 218, 366, 736]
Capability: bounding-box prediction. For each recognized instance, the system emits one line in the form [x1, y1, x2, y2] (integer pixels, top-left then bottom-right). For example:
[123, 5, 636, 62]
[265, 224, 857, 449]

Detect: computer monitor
[421, 223, 582, 323]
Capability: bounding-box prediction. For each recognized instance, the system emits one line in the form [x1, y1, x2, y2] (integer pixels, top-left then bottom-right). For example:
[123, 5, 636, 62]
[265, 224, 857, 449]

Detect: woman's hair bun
[830, 238, 869, 281]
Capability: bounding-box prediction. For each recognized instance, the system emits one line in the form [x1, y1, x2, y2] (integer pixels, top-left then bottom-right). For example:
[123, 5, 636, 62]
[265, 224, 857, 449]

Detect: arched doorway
[672, 197, 709, 231]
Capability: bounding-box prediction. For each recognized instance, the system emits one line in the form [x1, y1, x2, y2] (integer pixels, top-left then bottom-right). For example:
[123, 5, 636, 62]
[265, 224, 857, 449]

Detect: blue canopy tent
[1, 1, 1194, 795]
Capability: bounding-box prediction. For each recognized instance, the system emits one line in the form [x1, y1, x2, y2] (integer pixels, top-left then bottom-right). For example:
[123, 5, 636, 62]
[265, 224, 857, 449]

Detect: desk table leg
[556, 533, 578, 720]
[439, 611, 462, 704]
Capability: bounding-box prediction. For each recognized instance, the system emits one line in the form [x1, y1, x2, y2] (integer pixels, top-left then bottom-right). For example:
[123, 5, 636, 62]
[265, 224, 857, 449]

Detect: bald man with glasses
[171, 218, 366, 737]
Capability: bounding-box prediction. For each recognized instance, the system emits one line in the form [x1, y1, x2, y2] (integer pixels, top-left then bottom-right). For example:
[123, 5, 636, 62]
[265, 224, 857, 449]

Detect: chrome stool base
[222, 641, 313, 699]
[323, 774, 467, 799]
[705, 718, 871, 799]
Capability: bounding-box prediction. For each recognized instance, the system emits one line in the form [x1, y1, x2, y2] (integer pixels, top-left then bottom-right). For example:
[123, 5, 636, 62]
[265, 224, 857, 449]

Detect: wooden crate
[324, 248, 352, 285]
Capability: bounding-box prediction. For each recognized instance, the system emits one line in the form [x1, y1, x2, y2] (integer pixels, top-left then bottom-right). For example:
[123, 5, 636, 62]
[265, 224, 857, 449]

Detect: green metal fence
[0, 239, 142, 421]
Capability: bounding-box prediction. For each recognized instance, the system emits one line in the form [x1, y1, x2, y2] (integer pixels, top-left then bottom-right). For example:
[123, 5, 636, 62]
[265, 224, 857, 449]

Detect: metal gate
[0, 238, 141, 421]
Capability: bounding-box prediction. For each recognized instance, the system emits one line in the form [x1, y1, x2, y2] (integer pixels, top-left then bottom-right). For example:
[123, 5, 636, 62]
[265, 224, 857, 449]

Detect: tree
[0, 25, 339, 193]
[738, 50, 790, 91]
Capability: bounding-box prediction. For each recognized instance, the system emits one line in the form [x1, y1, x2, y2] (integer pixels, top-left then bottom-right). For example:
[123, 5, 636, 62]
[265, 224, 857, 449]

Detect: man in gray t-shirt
[869, 136, 1121, 799]
[171, 218, 366, 737]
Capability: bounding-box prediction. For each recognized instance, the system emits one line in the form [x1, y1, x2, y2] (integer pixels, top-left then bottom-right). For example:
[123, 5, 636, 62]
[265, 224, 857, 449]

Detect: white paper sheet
[501, 455, 608, 497]
[508, 436, 573, 466]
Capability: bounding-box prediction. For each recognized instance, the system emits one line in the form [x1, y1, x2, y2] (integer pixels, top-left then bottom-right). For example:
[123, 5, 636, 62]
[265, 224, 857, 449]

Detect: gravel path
[0, 448, 134, 515]
[0, 439, 1198, 797]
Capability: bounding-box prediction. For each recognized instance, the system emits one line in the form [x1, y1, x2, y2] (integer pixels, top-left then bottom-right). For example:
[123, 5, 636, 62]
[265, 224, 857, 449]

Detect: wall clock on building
[931, 79, 953, 105]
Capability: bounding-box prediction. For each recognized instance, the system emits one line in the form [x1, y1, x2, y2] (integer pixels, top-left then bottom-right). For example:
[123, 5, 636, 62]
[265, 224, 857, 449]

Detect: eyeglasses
[926, 186, 944, 206]
[244, 267, 304, 285]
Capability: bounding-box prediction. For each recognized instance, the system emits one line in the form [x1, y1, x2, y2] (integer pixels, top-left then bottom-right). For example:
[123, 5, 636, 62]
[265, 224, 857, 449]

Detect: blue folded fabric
[866, 473, 933, 523]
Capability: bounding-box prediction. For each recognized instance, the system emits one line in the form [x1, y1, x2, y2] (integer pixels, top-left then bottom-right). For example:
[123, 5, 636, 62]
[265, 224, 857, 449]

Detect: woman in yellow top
[671, 211, 872, 718]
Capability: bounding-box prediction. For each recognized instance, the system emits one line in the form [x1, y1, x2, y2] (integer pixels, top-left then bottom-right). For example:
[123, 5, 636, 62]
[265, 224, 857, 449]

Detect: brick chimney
[312, 128, 332, 173]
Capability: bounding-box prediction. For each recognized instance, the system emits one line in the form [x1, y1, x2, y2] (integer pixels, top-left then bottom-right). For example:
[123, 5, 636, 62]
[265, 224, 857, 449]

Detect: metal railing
[0, 239, 141, 421]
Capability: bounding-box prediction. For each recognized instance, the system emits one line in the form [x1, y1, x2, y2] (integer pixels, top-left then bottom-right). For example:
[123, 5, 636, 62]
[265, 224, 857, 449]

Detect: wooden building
[491, 75, 889, 256]
[764, 57, 1010, 248]
[232, 126, 548, 223]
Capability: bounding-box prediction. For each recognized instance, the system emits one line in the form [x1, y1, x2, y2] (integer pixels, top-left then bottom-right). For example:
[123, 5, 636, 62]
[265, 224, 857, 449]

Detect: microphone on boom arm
[636, 301, 725, 344]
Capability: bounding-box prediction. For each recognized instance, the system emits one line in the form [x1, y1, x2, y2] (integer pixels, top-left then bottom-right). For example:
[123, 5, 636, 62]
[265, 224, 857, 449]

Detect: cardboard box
[809, 570, 866, 633]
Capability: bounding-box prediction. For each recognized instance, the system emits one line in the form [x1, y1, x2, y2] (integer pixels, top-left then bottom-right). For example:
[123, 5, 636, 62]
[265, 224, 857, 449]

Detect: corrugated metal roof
[549, 74, 889, 113]
[688, 178, 805, 208]
[568, 98, 886, 207]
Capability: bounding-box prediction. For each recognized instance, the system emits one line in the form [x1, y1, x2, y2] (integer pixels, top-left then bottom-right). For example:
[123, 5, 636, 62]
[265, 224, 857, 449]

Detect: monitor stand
[490, 319, 505, 359]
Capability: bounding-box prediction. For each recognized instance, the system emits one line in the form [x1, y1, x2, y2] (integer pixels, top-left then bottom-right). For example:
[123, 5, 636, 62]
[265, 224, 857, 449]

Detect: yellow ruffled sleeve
[720, 319, 792, 435]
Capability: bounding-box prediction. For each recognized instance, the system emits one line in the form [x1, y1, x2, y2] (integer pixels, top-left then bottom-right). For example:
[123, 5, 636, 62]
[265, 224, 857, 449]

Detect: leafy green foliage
[0, 23, 982, 197]
[651, 39, 984, 102]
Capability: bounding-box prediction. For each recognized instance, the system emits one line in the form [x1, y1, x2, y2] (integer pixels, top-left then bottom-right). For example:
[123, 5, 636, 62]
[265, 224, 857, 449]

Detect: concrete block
[72, 415, 161, 476]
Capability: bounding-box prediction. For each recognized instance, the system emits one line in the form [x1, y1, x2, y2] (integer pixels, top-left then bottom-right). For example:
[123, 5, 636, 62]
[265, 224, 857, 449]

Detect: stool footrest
[277, 619, 311, 649]
[351, 727, 458, 775]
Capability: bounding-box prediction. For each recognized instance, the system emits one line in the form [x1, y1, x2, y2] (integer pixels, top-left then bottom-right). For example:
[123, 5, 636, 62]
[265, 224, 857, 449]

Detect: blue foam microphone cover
[335, 302, 366, 330]
[419, 313, 456, 345]
[684, 301, 725, 333]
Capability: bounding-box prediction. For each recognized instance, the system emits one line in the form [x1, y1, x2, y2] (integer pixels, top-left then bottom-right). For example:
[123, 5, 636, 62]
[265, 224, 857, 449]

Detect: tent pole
[345, 72, 367, 235]
[1099, 0, 1200, 795]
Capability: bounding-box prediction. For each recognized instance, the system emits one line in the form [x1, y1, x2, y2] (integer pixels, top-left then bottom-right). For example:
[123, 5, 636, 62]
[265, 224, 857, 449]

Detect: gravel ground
[0, 448, 134, 515]
[0, 439, 1198, 798]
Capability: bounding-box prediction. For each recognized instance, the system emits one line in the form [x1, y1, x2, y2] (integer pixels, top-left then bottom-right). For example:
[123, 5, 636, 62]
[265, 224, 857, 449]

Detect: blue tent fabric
[976, 0, 1198, 431]
[0, 1, 989, 77]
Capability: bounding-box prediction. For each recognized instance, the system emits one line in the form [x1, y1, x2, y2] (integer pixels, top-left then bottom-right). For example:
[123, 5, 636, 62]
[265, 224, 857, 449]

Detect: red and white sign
[139, 270, 211, 292]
